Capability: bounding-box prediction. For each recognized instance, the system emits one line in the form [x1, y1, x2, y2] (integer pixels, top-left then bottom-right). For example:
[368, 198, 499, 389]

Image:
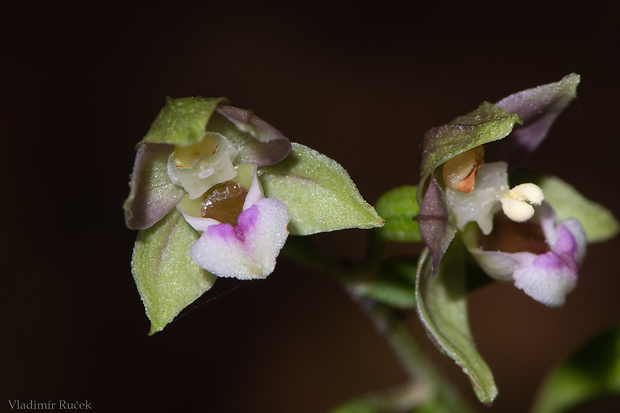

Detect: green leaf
[354, 257, 417, 309]
[538, 175, 619, 243]
[532, 324, 620, 413]
[258, 143, 384, 235]
[415, 244, 498, 405]
[420, 102, 521, 185]
[131, 209, 217, 334]
[374, 186, 422, 242]
[141, 97, 226, 146]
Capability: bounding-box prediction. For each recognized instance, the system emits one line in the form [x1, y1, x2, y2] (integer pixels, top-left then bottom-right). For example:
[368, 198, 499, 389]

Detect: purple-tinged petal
[189, 198, 289, 280]
[124, 143, 186, 230]
[416, 177, 456, 273]
[214, 105, 291, 167]
[489, 73, 580, 167]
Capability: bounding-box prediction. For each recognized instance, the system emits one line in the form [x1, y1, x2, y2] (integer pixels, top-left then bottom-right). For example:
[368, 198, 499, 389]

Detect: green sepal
[419, 102, 521, 190]
[374, 186, 422, 242]
[415, 244, 498, 405]
[539, 176, 619, 243]
[354, 257, 417, 309]
[258, 143, 384, 235]
[532, 324, 620, 413]
[131, 209, 217, 335]
[140, 97, 227, 146]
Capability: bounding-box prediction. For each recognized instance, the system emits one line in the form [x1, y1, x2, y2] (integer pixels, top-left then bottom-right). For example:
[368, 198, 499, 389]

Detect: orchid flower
[124, 97, 383, 333]
[454, 163, 586, 306]
[416, 73, 595, 306]
[124, 98, 292, 281]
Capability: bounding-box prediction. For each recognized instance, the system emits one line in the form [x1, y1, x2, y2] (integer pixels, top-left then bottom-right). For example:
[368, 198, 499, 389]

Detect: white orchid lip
[177, 164, 290, 280]
[463, 202, 586, 307]
[167, 132, 239, 199]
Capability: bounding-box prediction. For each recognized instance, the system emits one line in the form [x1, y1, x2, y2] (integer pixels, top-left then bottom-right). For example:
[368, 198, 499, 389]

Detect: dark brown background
[3, 2, 620, 412]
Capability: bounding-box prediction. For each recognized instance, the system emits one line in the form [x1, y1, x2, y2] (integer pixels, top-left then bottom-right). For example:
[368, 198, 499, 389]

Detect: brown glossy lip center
[200, 182, 248, 226]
